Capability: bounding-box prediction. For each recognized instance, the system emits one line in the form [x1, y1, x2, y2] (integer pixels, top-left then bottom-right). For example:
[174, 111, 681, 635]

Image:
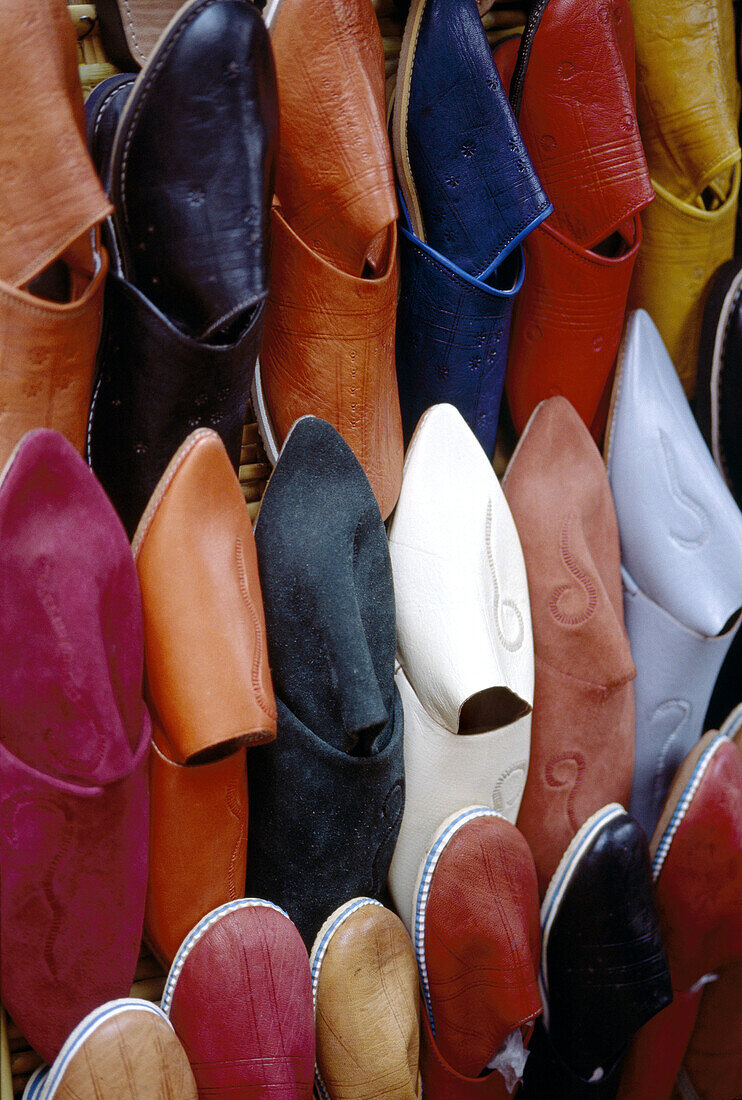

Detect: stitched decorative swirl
[492, 762, 528, 817]
[485, 500, 525, 652]
[545, 753, 586, 831]
[549, 513, 598, 627]
[225, 780, 246, 901]
[659, 430, 710, 550]
[35, 557, 105, 773]
[2, 794, 74, 976]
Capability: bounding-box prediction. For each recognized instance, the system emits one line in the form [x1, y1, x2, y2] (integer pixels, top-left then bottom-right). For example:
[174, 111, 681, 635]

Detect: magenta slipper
[161, 899, 315, 1097]
[0, 429, 150, 1064]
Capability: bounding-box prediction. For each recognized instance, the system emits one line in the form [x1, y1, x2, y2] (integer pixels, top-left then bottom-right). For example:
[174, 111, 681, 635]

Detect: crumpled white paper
[486, 1029, 529, 1094]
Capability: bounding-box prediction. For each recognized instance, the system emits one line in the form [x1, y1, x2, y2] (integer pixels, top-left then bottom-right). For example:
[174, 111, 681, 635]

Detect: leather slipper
[392, 0, 550, 456]
[0, 430, 150, 1065]
[161, 899, 315, 1096]
[619, 729, 742, 1100]
[21, 1000, 196, 1099]
[87, 0, 279, 535]
[96, 0, 184, 70]
[132, 428, 276, 964]
[503, 396, 635, 896]
[414, 807, 542, 1097]
[310, 898, 421, 1100]
[387, 404, 533, 929]
[494, 0, 653, 439]
[522, 805, 671, 1098]
[0, 0, 111, 470]
[605, 309, 742, 837]
[253, 0, 404, 520]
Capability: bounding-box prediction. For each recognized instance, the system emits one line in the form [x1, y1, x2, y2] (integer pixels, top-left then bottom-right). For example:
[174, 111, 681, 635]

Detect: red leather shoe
[494, 0, 653, 440]
[618, 729, 742, 1100]
[413, 807, 541, 1097]
[162, 899, 315, 1097]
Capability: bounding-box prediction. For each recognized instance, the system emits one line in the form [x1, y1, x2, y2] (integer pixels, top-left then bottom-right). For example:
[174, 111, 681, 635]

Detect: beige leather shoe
[311, 899, 421, 1100]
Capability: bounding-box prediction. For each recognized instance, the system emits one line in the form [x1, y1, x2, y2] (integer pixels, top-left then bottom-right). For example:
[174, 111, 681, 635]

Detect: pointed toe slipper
[132, 428, 275, 964]
[494, 0, 653, 437]
[161, 899, 315, 1097]
[88, 0, 279, 535]
[503, 396, 635, 896]
[253, 0, 404, 520]
[311, 899, 421, 1100]
[619, 730, 742, 1099]
[522, 805, 672, 1098]
[392, 0, 551, 455]
[387, 404, 533, 927]
[605, 310, 742, 837]
[21, 1000, 196, 1099]
[0, 430, 150, 1064]
[247, 418, 405, 945]
[415, 808, 542, 1097]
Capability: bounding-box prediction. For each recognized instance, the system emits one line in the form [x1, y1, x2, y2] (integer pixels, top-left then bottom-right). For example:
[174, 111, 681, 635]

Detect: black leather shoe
[696, 256, 742, 511]
[87, 0, 278, 536]
[246, 417, 405, 946]
[521, 804, 672, 1099]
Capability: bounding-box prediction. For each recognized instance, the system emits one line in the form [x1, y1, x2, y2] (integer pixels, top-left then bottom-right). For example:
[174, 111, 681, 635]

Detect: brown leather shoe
[0, 0, 111, 469]
[23, 999, 197, 1099]
[132, 428, 276, 964]
[502, 397, 636, 896]
[268, 0, 396, 279]
[254, 0, 403, 520]
[311, 899, 421, 1100]
[415, 807, 542, 1097]
[619, 729, 742, 1100]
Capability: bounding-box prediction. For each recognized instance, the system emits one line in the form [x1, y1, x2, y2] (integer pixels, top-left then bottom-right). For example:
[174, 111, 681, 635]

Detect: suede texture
[0, 430, 149, 1064]
[247, 417, 404, 945]
[502, 397, 635, 896]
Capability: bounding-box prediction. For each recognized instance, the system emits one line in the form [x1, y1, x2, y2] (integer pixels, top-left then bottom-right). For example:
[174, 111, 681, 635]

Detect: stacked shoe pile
[3, 0, 742, 1098]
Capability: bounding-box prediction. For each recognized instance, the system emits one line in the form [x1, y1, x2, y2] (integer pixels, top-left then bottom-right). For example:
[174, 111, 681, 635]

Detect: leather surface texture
[247, 419, 404, 946]
[629, 0, 741, 203]
[388, 405, 533, 928]
[0, 430, 149, 1065]
[605, 310, 742, 835]
[528, 807, 671, 1094]
[682, 960, 742, 1100]
[650, 732, 742, 1003]
[145, 732, 248, 968]
[163, 901, 315, 1097]
[132, 428, 276, 763]
[0, 258, 107, 471]
[258, 205, 403, 521]
[627, 169, 740, 398]
[34, 1001, 197, 1099]
[618, 990, 703, 1100]
[88, 0, 278, 535]
[417, 810, 541, 1092]
[503, 397, 636, 897]
[495, 0, 653, 437]
[132, 428, 274, 964]
[108, 0, 278, 342]
[271, 0, 397, 279]
[393, 0, 551, 278]
[90, 274, 266, 538]
[0, 0, 111, 289]
[313, 900, 421, 1100]
[97, 0, 184, 70]
[395, 225, 523, 459]
[391, 0, 550, 457]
